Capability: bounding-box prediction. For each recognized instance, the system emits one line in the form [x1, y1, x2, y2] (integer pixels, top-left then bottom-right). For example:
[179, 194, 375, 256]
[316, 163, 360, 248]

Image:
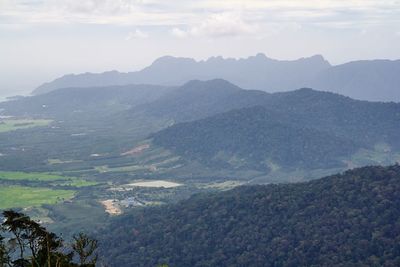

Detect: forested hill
[98, 165, 400, 267]
[262, 88, 400, 147]
[152, 105, 357, 170]
[151, 88, 400, 170]
[132, 79, 272, 122]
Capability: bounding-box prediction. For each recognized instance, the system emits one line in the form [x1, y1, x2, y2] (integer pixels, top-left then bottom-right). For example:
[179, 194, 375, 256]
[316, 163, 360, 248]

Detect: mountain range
[33, 54, 400, 102]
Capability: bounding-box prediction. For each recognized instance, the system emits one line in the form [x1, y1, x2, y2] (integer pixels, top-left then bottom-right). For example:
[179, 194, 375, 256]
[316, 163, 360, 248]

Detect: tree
[71, 233, 98, 267]
[2, 210, 31, 267]
[22, 219, 47, 267]
[0, 234, 10, 267]
[1, 210, 98, 267]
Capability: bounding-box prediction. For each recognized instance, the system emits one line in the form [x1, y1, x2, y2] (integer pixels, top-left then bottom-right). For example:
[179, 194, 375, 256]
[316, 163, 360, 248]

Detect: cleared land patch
[128, 180, 182, 188]
[121, 144, 150, 156]
[350, 143, 400, 166]
[0, 186, 75, 209]
[101, 199, 122, 215]
[48, 158, 83, 165]
[0, 119, 52, 133]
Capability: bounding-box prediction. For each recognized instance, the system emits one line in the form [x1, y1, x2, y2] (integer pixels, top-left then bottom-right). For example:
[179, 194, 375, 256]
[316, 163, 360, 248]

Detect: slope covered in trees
[132, 79, 272, 122]
[152, 105, 357, 170]
[98, 165, 400, 267]
[263, 88, 400, 148]
[151, 87, 400, 170]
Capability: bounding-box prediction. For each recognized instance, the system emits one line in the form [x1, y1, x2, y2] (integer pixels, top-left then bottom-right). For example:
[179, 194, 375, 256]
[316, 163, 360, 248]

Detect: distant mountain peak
[182, 79, 240, 90]
[206, 56, 224, 62]
[283, 87, 336, 97]
[293, 87, 316, 93]
[309, 54, 326, 60]
[296, 54, 330, 65]
[255, 52, 268, 58]
[204, 53, 275, 63]
[150, 55, 196, 66]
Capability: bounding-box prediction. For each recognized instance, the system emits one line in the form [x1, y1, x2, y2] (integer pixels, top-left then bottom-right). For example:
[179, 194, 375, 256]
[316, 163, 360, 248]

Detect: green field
[0, 171, 66, 181]
[0, 171, 98, 187]
[0, 119, 52, 133]
[0, 171, 98, 210]
[0, 186, 75, 209]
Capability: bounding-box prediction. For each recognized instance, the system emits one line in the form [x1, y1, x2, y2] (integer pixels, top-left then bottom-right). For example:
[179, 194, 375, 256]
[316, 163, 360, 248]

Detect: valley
[0, 78, 400, 264]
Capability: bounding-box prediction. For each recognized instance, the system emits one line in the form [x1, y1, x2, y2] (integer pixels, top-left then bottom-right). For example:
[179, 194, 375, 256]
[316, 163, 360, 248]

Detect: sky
[1, 0, 400, 98]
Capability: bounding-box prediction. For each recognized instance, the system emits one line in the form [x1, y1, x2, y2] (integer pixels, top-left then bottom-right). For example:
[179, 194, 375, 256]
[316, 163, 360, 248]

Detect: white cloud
[191, 13, 257, 37]
[1, 0, 399, 27]
[0, 0, 192, 25]
[171, 13, 258, 39]
[171, 27, 187, 38]
[0, 0, 399, 41]
[125, 29, 149, 40]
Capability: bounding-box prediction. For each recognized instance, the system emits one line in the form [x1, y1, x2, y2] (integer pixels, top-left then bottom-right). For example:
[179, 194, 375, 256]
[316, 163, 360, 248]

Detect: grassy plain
[0, 171, 98, 187]
[0, 186, 75, 209]
[0, 119, 52, 133]
[0, 171, 66, 181]
[0, 171, 99, 210]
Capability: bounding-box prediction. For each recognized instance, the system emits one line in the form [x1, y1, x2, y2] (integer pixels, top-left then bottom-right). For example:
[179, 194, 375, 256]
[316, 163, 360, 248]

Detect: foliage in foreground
[0, 210, 97, 267]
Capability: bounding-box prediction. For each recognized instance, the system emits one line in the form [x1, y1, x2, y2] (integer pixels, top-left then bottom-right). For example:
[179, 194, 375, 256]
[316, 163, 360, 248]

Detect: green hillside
[151, 87, 400, 172]
[152, 106, 357, 170]
[98, 165, 400, 267]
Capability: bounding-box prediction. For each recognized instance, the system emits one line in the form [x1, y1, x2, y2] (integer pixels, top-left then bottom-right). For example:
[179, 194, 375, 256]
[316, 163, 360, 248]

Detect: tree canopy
[0, 211, 98, 267]
[98, 165, 400, 267]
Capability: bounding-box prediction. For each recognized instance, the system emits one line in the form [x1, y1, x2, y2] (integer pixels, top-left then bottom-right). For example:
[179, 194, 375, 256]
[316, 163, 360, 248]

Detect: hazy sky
[1, 0, 400, 97]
